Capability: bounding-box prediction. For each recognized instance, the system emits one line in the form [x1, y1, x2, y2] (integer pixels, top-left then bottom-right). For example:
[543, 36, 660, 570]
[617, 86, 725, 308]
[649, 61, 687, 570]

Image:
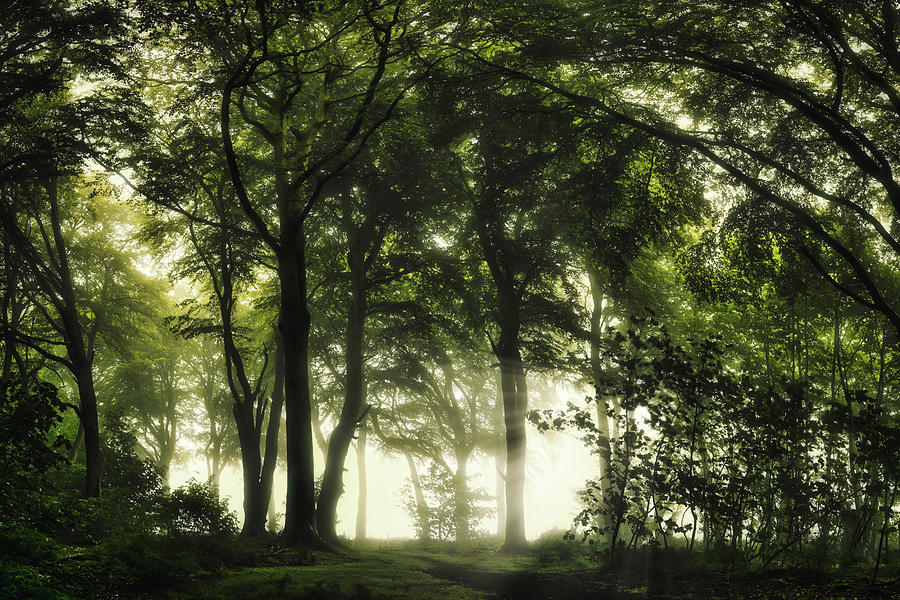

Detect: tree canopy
[1, 2, 899, 598]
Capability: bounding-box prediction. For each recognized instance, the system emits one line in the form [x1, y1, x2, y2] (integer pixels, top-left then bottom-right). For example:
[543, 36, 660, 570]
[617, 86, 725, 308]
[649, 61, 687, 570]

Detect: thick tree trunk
[279, 228, 319, 547]
[474, 194, 529, 552]
[317, 232, 367, 544]
[74, 359, 101, 498]
[492, 275, 529, 551]
[355, 417, 367, 541]
[234, 399, 266, 535]
[498, 348, 528, 551]
[223, 78, 318, 547]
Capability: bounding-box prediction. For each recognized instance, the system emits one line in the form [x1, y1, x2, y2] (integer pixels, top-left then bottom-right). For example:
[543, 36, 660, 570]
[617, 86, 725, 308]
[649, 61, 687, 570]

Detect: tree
[560, 119, 706, 546]
[164, 217, 283, 537]
[188, 335, 240, 488]
[425, 74, 586, 550]
[0, 175, 153, 498]
[372, 337, 499, 542]
[135, 0, 430, 545]
[314, 115, 439, 543]
[0, 0, 130, 498]
[475, 0, 900, 332]
[106, 319, 188, 486]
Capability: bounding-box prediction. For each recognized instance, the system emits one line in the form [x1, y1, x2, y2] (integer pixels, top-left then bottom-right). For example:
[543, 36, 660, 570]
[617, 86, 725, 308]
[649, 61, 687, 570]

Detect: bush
[0, 528, 62, 563]
[0, 560, 72, 600]
[534, 529, 584, 564]
[88, 533, 196, 589]
[0, 381, 69, 527]
[162, 479, 238, 536]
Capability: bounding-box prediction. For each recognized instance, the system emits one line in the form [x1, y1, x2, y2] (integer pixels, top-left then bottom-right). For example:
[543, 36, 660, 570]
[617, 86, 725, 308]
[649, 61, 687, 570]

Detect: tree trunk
[481, 265, 528, 550]
[262, 336, 286, 532]
[355, 417, 367, 541]
[405, 450, 429, 539]
[234, 399, 265, 535]
[0, 236, 19, 389]
[268, 488, 279, 534]
[588, 266, 613, 546]
[279, 226, 319, 547]
[311, 401, 329, 461]
[316, 228, 368, 544]
[49, 173, 101, 499]
[233, 336, 284, 537]
[453, 449, 472, 542]
[69, 421, 84, 462]
[159, 372, 178, 489]
[74, 358, 101, 498]
[497, 345, 528, 551]
[495, 452, 506, 538]
[0, 176, 101, 496]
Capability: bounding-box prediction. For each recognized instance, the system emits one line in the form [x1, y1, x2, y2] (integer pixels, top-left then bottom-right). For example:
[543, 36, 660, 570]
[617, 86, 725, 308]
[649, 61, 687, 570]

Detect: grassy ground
[145, 543, 900, 600]
[162, 550, 491, 600]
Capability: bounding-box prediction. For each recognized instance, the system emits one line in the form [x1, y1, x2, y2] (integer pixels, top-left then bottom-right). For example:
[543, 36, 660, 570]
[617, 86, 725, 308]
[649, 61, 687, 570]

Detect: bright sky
[169, 415, 597, 540]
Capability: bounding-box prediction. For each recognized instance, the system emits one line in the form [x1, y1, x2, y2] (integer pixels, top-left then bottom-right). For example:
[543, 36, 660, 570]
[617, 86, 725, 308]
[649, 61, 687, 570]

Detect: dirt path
[421, 557, 616, 600]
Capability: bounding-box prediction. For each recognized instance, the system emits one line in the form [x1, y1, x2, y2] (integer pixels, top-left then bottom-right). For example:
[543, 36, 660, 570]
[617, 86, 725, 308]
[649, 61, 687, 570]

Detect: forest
[2, 1, 900, 598]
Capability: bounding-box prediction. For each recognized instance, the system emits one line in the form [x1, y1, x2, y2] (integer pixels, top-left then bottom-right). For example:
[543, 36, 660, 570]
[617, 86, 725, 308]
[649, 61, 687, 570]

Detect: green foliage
[403, 462, 494, 543]
[88, 533, 196, 589]
[162, 479, 238, 536]
[0, 381, 68, 521]
[533, 530, 586, 565]
[0, 559, 73, 600]
[4, 0, 900, 594]
[0, 529, 62, 564]
[533, 311, 900, 570]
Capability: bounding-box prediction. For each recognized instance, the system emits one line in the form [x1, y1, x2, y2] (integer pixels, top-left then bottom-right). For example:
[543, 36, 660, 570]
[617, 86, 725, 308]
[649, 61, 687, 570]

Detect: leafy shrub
[89, 533, 196, 589]
[0, 560, 72, 600]
[0, 528, 62, 562]
[100, 410, 165, 506]
[0, 381, 69, 525]
[534, 529, 584, 564]
[162, 479, 238, 536]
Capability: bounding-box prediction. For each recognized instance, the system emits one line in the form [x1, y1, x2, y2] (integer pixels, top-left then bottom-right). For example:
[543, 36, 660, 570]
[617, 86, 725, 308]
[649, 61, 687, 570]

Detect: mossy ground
[10, 535, 900, 599]
[150, 543, 900, 600]
[163, 549, 491, 600]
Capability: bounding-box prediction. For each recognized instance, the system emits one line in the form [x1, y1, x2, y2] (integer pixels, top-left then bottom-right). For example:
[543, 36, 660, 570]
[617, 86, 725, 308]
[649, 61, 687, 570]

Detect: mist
[2, 1, 899, 599]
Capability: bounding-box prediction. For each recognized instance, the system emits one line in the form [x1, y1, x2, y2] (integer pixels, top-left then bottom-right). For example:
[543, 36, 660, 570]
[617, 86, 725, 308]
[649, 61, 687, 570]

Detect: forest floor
[148, 546, 900, 600]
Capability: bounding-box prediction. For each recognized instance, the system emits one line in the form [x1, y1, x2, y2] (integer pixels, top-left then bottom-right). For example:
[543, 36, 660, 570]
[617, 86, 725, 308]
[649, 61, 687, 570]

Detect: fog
[170, 410, 595, 540]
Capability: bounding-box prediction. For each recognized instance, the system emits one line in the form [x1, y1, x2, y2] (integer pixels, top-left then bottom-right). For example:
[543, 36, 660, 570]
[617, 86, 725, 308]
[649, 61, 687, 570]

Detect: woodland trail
[421, 557, 613, 599]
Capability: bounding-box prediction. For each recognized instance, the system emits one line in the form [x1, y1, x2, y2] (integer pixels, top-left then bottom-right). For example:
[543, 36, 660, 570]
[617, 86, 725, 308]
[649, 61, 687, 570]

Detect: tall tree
[136, 0, 429, 545]
[427, 76, 585, 550]
[475, 0, 900, 332]
[0, 0, 130, 497]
